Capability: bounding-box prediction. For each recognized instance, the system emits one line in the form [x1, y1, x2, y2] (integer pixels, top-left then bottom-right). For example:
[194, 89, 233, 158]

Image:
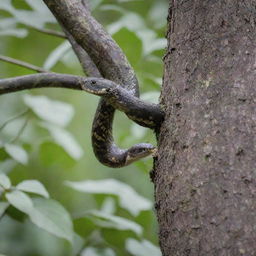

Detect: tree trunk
[155, 1, 256, 255]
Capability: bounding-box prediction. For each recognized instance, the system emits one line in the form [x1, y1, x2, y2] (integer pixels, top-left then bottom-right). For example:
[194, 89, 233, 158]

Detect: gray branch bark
[60, 0, 101, 77]
[42, 0, 138, 90]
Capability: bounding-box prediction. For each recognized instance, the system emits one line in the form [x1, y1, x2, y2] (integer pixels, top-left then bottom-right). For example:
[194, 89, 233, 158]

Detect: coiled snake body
[2, 0, 165, 168]
[83, 78, 164, 167]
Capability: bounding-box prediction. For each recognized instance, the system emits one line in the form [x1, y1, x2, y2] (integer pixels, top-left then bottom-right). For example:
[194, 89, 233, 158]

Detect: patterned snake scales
[0, 1, 164, 168]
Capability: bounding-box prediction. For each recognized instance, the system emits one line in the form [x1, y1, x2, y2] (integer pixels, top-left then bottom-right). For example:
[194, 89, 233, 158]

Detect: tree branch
[0, 55, 48, 73]
[62, 28, 101, 77]
[26, 25, 66, 38]
[9, 115, 30, 143]
[0, 109, 29, 131]
[0, 73, 121, 96]
[42, 0, 138, 89]
[0, 74, 164, 129]
[56, 0, 101, 77]
[0, 73, 84, 94]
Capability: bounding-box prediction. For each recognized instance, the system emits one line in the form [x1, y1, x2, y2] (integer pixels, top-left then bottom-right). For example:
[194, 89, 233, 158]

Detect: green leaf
[0, 0, 55, 29]
[142, 75, 162, 89]
[0, 18, 28, 38]
[5, 192, 73, 243]
[87, 210, 142, 236]
[0, 173, 11, 189]
[6, 190, 33, 214]
[0, 0, 12, 11]
[141, 91, 160, 104]
[24, 0, 51, 14]
[107, 12, 146, 35]
[106, 10, 165, 56]
[16, 180, 49, 198]
[29, 198, 74, 243]
[23, 94, 74, 127]
[72, 233, 85, 256]
[0, 202, 9, 217]
[65, 179, 152, 216]
[81, 247, 116, 256]
[125, 239, 162, 256]
[131, 123, 147, 139]
[148, 1, 169, 29]
[101, 197, 116, 215]
[100, 5, 126, 14]
[61, 50, 80, 68]
[0, 28, 27, 38]
[131, 29, 167, 56]
[113, 28, 142, 66]
[40, 123, 83, 160]
[145, 38, 166, 55]
[13, 10, 55, 28]
[4, 144, 28, 165]
[139, 55, 163, 78]
[88, 0, 104, 10]
[43, 41, 71, 70]
[137, 30, 166, 55]
[0, 159, 17, 174]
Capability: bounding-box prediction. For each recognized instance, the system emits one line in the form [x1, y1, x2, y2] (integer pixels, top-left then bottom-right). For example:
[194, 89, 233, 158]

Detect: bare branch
[0, 74, 120, 96]
[0, 73, 84, 94]
[27, 25, 67, 39]
[0, 73, 163, 128]
[0, 55, 48, 73]
[0, 109, 29, 131]
[9, 116, 30, 143]
[56, 0, 101, 77]
[42, 0, 138, 89]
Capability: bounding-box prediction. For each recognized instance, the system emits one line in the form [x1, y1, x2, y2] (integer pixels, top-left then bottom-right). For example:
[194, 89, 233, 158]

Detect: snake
[2, 0, 165, 168]
[0, 74, 164, 167]
[82, 78, 164, 167]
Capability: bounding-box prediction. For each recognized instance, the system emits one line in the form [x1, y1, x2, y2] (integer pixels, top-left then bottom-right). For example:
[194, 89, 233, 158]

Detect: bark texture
[155, 1, 256, 255]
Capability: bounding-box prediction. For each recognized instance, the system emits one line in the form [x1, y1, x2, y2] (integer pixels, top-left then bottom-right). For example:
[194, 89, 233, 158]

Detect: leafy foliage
[66, 179, 152, 216]
[0, 0, 167, 255]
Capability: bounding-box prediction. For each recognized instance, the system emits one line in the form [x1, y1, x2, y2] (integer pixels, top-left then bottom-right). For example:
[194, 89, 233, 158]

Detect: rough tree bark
[154, 1, 256, 255]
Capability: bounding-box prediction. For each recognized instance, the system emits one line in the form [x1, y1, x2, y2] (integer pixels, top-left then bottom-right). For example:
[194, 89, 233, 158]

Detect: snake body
[0, 73, 163, 167]
[14, 0, 165, 168]
[82, 78, 163, 167]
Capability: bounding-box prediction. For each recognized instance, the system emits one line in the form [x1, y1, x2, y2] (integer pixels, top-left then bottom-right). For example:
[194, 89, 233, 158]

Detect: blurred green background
[0, 0, 168, 255]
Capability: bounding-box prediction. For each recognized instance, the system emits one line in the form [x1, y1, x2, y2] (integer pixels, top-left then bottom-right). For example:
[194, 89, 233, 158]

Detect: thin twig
[0, 109, 29, 131]
[9, 115, 30, 143]
[0, 55, 48, 73]
[27, 24, 67, 39]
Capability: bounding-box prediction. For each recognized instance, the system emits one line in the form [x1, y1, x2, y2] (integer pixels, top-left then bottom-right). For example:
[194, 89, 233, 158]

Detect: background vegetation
[0, 0, 167, 255]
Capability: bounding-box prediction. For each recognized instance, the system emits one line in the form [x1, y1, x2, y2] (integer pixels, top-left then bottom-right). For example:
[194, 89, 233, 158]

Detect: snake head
[125, 143, 157, 166]
[82, 78, 116, 96]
